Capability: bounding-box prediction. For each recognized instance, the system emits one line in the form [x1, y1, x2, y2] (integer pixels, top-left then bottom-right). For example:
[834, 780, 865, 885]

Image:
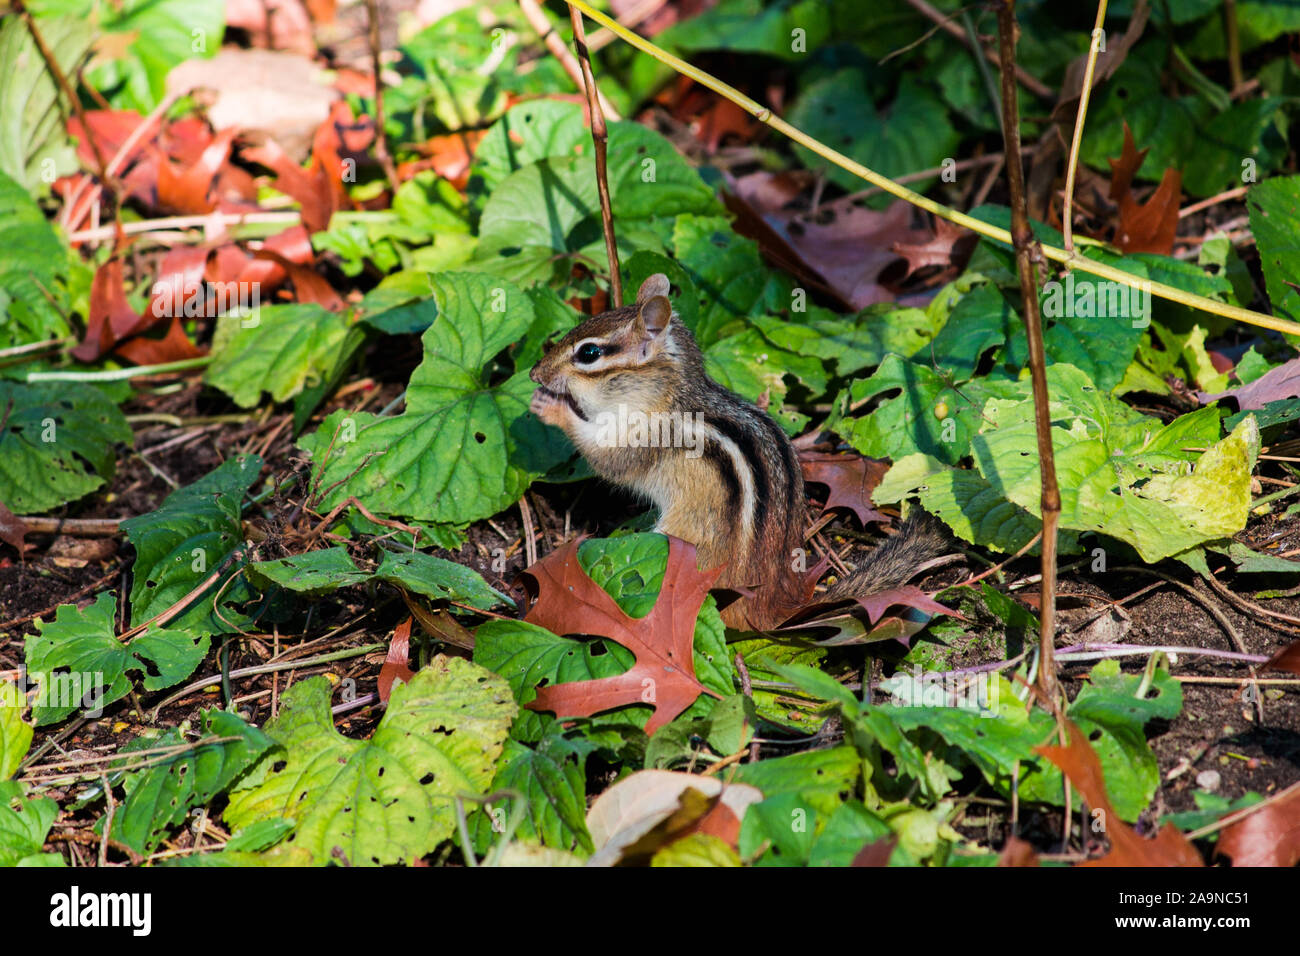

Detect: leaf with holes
[120, 455, 262, 635]
[223, 658, 515, 866]
[109, 709, 273, 856]
[25, 593, 209, 726]
[299, 272, 570, 525]
[973, 365, 1252, 561]
[1, 681, 33, 780]
[0, 381, 132, 515]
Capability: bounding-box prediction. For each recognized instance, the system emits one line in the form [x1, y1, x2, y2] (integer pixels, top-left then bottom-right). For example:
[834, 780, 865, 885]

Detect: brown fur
[529, 275, 945, 629]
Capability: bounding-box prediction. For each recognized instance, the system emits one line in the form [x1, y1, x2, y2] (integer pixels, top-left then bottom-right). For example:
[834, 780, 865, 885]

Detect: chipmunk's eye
[575, 342, 603, 364]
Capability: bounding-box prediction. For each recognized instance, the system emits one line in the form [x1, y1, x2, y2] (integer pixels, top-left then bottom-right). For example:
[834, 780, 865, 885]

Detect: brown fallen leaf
[1265, 638, 1300, 676]
[799, 450, 889, 525]
[398, 130, 485, 190]
[521, 536, 722, 734]
[851, 837, 897, 867]
[1037, 718, 1203, 867]
[169, 50, 337, 163]
[1107, 123, 1182, 255]
[0, 500, 29, 555]
[891, 217, 974, 283]
[768, 199, 930, 309]
[377, 617, 415, 705]
[997, 835, 1040, 867]
[1197, 353, 1300, 410]
[224, 0, 316, 55]
[1216, 782, 1300, 867]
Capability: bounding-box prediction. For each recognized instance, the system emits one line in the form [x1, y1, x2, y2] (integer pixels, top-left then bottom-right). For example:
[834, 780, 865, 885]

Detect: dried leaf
[1216, 783, 1300, 867]
[851, 837, 897, 867]
[1107, 123, 1182, 255]
[799, 450, 889, 525]
[1265, 639, 1300, 676]
[854, 585, 956, 627]
[1037, 718, 1202, 866]
[997, 836, 1040, 867]
[1199, 354, 1300, 411]
[377, 617, 415, 705]
[0, 499, 29, 554]
[521, 536, 722, 734]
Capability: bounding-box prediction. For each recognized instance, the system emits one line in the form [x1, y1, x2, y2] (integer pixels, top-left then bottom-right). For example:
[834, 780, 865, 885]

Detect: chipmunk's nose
[529, 363, 545, 385]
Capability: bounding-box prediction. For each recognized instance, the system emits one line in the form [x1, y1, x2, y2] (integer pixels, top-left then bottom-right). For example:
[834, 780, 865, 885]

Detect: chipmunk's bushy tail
[824, 508, 951, 602]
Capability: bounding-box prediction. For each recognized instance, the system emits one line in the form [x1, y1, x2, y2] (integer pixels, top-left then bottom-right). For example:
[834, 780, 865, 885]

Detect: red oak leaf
[799, 450, 889, 525]
[1107, 123, 1182, 255]
[522, 536, 722, 734]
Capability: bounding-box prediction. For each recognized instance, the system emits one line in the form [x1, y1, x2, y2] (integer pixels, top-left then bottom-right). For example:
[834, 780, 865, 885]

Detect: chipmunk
[529, 274, 947, 630]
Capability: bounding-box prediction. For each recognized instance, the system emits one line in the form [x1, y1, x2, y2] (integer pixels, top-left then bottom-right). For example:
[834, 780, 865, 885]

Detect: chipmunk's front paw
[530, 386, 570, 427]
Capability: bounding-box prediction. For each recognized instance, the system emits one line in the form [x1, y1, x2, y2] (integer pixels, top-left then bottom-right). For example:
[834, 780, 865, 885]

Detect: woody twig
[995, 0, 1060, 704]
[567, 4, 623, 307]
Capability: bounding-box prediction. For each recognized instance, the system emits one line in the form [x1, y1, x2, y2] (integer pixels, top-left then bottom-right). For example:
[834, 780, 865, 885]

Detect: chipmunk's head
[529, 274, 698, 434]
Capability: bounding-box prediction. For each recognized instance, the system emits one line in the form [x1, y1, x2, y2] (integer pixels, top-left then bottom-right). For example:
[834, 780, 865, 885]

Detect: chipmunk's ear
[631, 294, 673, 360]
[636, 273, 671, 303]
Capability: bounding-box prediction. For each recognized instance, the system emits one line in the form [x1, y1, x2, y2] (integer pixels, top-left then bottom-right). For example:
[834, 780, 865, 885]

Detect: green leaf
[662, 0, 831, 61]
[1247, 175, 1300, 323]
[651, 832, 742, 866]
[374, 549, 512, 608]
[120, 454, 262, 634]
[25, 593, 209, 725]
[835, 355, 1015, 465]
[0, 681, 33, 780]
[247, 547, 370, 596]
[973, 366, 1254, 561]
[223, 660, 515, 866]
[471, 101, 719, 284]
[0, 381, 131, 514]
[299, 272, 570, 524]
[0, 781, 59, 867]
[0, 16, 94, 192]
[730, 636, 826, 733]
[29, 0, 226, 112]
[788, 71, 960, 198]
[807, 801, 893, 867]
[473, 736, 593, 854]
[883, 459, 1045, 553]
[110, 710, 274, 855]
[205, 304, 353, 408]
[731, 745, 861, 818]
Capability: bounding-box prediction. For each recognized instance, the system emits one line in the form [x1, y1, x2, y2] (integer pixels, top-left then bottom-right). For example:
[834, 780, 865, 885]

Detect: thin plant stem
[996, 0, 1059, 704]
[1062, 0, 1109, 253]
[365, 0, 400, 193]
[26, 356, 213, 382]
[563, 0, 1300, 337]
[569, 5, 623, 306]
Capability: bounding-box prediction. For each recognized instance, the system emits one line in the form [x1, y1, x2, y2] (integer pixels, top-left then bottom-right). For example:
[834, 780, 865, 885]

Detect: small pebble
[1196, 770, 1221, 792]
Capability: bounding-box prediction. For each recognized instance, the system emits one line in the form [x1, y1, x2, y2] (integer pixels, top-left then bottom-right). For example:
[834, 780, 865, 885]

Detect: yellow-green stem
[564, 0, 1300, 337]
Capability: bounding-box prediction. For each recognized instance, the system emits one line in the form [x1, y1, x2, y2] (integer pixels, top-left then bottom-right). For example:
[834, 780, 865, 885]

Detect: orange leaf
[1107, 123, 1182, 255]
[799, 450, 889, 525]
[1216, 783, 1300, 867]
[522, 536, 722, 734]
[1037, 718, 1203, 867]
[1265, 639, 1300, 676]
[378, 617, 415, 704]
